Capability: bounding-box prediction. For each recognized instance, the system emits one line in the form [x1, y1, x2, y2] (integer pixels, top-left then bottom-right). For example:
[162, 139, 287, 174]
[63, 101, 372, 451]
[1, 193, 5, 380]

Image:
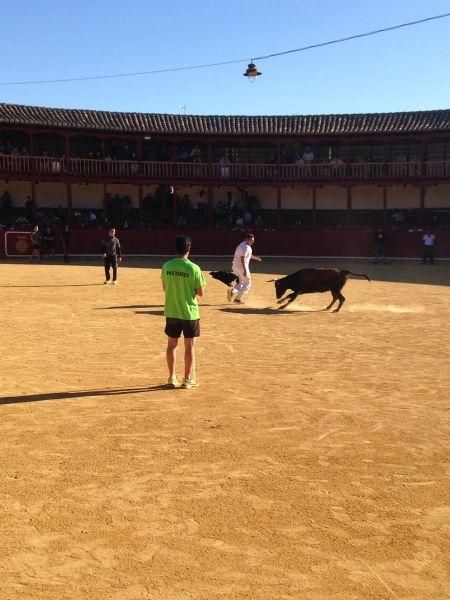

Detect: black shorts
[165, 318, 200, 339]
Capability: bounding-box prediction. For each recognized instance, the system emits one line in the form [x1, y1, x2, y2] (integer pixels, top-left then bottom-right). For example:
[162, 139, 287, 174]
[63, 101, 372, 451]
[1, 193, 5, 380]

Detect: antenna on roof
[178, 104, 187, 114]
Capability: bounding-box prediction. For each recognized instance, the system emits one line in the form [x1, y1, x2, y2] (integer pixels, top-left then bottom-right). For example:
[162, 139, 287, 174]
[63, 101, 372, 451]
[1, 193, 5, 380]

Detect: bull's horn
[267, 278, 277, 282]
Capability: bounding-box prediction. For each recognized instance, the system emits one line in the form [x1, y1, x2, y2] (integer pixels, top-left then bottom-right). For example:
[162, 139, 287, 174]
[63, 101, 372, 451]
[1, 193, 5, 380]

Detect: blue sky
[1, 0, 449, 115]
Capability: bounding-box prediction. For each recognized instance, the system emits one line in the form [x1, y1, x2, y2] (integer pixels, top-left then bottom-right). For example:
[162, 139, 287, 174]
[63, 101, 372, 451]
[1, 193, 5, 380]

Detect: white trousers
[232, 267, 251, 300]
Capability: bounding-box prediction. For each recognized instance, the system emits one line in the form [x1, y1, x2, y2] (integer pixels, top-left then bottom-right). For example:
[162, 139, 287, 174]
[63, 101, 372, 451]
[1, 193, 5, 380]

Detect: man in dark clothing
[61, 225, 71, 263]
[373, 228, 387, 264]
[101, 227, 122, 284]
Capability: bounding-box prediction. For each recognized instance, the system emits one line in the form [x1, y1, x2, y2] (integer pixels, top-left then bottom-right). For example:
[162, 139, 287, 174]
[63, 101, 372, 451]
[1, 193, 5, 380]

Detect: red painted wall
[1, 228, 449, 258]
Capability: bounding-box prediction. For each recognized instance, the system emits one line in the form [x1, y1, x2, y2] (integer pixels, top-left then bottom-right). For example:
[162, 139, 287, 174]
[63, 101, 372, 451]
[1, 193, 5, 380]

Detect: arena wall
[0, 181, 32, 206]
[427, 184, 450, 208]
[1, 228, 449, 259]
[352, 186, 383, 210]
[36, 182, 67, 208]
[387, 185, 420, 209]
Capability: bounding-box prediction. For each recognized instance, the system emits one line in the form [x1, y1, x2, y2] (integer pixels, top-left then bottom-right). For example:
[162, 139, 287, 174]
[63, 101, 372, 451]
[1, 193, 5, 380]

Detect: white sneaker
[111, 281, 118, 285]
[227, 287, 237, 302]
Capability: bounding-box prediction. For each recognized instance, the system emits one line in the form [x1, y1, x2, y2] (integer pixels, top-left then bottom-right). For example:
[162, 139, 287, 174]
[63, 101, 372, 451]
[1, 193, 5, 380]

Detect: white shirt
[232, 241, 252, 273]
[423, 234, 436, 246]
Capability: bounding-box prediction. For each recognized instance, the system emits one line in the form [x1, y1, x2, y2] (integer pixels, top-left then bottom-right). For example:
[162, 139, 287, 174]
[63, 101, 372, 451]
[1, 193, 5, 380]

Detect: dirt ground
[0, 257, 449, 600]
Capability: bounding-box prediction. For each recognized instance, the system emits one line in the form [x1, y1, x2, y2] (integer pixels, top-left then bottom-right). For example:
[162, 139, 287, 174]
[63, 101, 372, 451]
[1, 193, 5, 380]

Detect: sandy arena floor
[0, 257, 449, 600]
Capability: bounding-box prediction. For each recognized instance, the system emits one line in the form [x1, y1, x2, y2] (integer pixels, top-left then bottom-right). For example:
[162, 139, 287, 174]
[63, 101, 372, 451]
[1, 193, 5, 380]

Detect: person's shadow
[0, 385, 173, 405]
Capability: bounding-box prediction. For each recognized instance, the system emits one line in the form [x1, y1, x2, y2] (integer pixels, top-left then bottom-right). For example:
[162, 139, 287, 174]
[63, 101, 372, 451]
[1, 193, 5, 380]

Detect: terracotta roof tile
[0, 102, 449, 136]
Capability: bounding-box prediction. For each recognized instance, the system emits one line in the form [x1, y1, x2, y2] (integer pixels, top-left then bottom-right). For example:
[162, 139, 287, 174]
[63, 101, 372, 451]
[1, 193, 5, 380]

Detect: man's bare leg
[166, 337, 178, 378]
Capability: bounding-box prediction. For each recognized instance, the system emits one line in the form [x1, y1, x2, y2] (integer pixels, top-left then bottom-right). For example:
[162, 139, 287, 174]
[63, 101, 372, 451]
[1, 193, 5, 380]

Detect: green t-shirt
[161, 257, 206, 320]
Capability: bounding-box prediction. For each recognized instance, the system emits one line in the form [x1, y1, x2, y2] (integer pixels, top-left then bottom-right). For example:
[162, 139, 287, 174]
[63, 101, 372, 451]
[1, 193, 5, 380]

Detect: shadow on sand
[0, 283, 103, 288]
[219, 306, 326, 315]
[0, 385, 173, 405]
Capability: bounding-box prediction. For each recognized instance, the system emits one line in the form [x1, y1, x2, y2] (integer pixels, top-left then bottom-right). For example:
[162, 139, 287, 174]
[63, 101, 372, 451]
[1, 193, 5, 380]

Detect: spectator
[197, 189, 207, 213]
[422, 230, 436, 264]
[14, 215, 30, 229]
[220, 155, 230, 178]
[302, 147, 314, 164]
[243, 210, 253, 225]
[1, 190, 12, 209]
[43, 226, 56, 260]
[254, 214, 264, 227]
[392, 210, 405, 225]
[189, 145, 202, 162]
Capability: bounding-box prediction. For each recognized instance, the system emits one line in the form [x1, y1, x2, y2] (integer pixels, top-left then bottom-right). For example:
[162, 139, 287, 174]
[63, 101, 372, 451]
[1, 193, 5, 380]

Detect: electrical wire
[0, 12, 448, 86]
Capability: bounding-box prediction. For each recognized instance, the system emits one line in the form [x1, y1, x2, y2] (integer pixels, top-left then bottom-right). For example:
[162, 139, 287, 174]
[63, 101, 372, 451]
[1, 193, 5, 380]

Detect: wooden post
[66, 182, 73, 223]
[172, 185, 177, 226]
[312, 186, 317, 225]
[31, 180, 37, 222]
[382, 186, 387, 226]
[276, 186, 282, 227]
[136, 139, 142, 162]
[138, 184, 144, 223]
[347, 186, 352, 224]
[420, 186, 426, 226]
[208, 186, 213, 226]
[103, 183, 107, 218]
[420, 141, 427, 178]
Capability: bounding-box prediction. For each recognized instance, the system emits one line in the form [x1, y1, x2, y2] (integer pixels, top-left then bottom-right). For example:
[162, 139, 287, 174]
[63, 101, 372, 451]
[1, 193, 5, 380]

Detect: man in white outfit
[227, 233, 262, 304]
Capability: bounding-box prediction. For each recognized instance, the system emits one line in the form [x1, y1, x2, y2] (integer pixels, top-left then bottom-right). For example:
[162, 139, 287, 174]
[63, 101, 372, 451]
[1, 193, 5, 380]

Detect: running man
[227, 232, 262, 304]
[161, 235, 205, 389]
[101, 227, 122, 284]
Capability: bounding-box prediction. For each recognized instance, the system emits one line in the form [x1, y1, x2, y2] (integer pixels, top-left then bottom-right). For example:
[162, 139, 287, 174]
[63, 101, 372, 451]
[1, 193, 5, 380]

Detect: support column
[382, 186, 387, 226]
[420, 186, 426, 226]
[420, 141, 428, 178]
[138, 184, 144, 223]
[65, 134, 70, 158]
[103, 183, 108, 218]
[172, 185, 177, 226]
[136, 139, 142, 162]
[346, 186, 352, 224]
[276, 186, 282, 227]
[31, 180, 37, 222]
[66, 182, 73, 223]
[207, 186, 213, 226]
[312, 187, 317, 226]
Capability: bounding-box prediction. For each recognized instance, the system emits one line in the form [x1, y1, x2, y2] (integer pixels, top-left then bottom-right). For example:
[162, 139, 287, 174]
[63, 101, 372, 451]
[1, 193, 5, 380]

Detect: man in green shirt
[161, 236, 206, 389]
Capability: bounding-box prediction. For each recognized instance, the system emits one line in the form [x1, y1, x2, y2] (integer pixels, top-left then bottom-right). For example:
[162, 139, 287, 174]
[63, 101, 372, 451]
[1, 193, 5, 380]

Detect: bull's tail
[344, 270, 371, 282]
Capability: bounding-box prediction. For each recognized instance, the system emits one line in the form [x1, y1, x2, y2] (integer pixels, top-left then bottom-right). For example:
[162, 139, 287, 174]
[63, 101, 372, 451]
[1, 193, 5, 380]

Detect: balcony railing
[1, 155, 449, 183]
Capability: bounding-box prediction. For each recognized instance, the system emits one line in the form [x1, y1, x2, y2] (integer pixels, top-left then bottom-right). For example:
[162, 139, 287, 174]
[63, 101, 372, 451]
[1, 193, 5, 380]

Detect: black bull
[269, 268, 370, 312]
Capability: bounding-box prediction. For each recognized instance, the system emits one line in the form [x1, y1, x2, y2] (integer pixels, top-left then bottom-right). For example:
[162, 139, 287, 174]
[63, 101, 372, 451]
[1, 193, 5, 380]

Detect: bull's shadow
[219, 306, 325, 315]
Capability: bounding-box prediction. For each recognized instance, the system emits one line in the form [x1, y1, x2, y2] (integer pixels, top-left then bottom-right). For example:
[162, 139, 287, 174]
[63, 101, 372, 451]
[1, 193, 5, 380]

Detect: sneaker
[181, 378, 199, 389]
[111, 281, 118, 285]
[103, 281, 108, 285]
[167, 376, 179, 388]
[227, 287, 237, 302]
[234, 298, 244, 304]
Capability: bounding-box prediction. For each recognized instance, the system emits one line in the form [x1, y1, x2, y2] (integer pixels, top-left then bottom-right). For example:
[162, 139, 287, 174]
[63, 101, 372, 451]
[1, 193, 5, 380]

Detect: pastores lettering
[166, 270, 189, 278]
